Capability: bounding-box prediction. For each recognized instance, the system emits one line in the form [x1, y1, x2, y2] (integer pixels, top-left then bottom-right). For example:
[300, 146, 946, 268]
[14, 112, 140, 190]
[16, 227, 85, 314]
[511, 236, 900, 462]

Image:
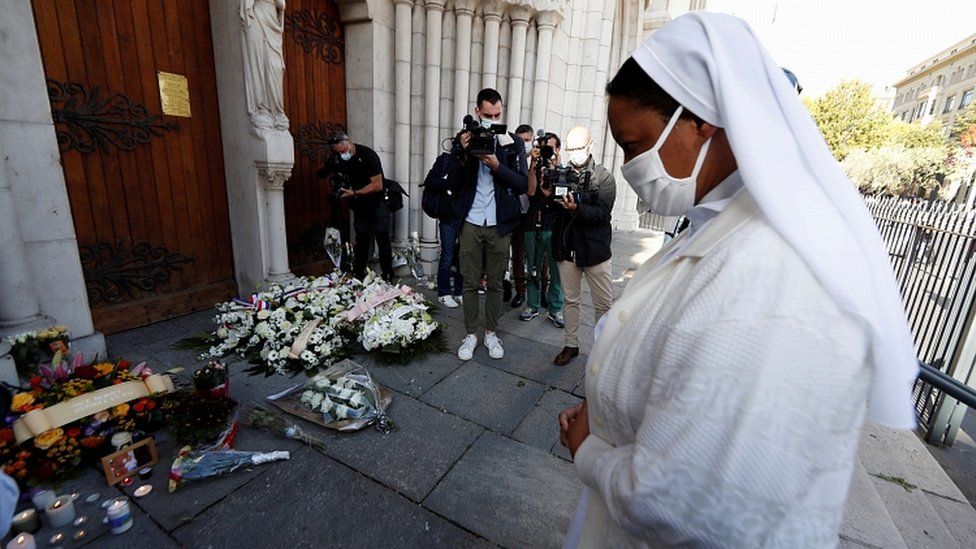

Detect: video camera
[452, 115, 508, 157]
[542, 165, 593, 204]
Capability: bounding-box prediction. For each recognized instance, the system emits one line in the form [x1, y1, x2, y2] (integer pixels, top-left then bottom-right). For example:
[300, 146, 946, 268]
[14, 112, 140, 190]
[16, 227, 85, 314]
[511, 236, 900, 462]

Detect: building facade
[891, 32, 976, 131]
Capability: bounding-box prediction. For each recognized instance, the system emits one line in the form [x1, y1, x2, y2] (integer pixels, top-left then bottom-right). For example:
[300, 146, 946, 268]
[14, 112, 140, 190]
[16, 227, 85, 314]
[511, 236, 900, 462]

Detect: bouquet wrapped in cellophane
[168, 445, 289, 492]
[267, 359, 393, 432]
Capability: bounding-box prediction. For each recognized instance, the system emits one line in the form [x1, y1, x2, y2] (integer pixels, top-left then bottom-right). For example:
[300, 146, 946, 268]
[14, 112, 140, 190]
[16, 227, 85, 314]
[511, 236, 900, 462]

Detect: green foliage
[889, 120, 946, 150]
[951, 101, 976, 144]
[805, 80, 893, 161]
[842, 145, 946, 198]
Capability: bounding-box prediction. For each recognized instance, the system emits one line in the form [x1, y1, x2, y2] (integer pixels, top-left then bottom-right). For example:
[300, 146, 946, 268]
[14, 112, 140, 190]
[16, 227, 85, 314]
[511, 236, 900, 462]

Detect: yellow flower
[10, 393, 35, 412]
[35, 428, 64, 450]
[36, 326, 67, 340]
[112, 403, 130, 418]
[94, 363, 115, 377]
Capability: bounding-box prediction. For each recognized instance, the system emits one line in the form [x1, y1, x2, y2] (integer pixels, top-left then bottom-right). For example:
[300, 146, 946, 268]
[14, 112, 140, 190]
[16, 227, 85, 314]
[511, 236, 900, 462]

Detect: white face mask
[568, 148, 590, 167]
[523, 141, 532, 154]
[339, 151, 353, 161]
[480, 118, 494, 130]
[620, 105, 711, 216]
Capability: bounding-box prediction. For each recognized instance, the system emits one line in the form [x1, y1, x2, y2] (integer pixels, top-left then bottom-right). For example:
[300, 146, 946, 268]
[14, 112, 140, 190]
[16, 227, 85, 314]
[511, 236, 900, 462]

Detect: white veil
[632, 12, 917, 428]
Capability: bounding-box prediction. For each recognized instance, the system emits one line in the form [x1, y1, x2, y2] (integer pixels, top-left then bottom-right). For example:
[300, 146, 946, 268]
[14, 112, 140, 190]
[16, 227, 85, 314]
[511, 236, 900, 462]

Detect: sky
[701, 0, 976, 98]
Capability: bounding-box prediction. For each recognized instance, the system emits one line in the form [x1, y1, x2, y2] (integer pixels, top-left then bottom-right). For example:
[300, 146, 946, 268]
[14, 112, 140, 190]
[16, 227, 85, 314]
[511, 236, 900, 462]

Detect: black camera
[452, 115, 507, 157]
[535, 132, 555, 164]
[330, 171, 351, 199]
[543, 166, 592, 204]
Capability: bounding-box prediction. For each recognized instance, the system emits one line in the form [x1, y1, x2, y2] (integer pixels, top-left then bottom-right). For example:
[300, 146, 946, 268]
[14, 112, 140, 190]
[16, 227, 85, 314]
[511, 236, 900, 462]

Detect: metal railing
[865, 196, 976, 444]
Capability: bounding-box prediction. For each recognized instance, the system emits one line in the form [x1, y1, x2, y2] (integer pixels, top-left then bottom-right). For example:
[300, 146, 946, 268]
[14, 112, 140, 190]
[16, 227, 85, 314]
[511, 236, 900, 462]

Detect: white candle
[5, 533, 35, 549]
[29, 490, 55, 510]
[10, 509, 39, 534]
[45, 496, 76, 528]
[106, 499, 133, 534]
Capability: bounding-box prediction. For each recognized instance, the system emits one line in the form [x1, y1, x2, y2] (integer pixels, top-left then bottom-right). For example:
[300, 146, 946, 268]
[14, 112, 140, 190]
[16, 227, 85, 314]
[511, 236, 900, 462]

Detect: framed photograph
[100, 438, 158, 486]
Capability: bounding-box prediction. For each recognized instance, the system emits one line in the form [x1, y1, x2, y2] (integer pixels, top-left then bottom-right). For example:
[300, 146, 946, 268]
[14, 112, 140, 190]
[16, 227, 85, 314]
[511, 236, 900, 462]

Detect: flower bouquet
[0, 355, 170, 489]
[168, 445, 289, 492]
[3, 326, 70, 376]
[267, 359, 393, 432]
[185, 271, 444, 376]
[192, 361, 229, 398]
[241, 403, 327, 451]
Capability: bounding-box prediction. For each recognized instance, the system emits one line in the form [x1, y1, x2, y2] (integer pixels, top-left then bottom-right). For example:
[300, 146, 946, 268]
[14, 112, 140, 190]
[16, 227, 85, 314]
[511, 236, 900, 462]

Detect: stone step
[840, 460, 907, 548]
[852, 421, 976, 548]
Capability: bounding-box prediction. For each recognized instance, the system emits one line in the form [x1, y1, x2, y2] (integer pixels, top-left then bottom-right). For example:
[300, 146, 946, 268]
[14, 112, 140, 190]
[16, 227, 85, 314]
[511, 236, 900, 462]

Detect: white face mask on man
[619, 105, 711, 216]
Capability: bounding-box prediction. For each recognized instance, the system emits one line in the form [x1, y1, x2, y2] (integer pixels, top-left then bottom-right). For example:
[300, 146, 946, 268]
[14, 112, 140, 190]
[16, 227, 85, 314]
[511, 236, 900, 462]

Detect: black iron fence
[865, 196, 976, 444]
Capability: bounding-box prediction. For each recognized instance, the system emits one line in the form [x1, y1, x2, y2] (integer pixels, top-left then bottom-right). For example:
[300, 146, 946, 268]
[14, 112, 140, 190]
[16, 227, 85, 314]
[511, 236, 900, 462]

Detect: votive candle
[10, 509, 39, 534]
[106, 499, 132, 534]
[29, 490, 55, 511]
[5, 533, 35, 549]
[45, 495, 76, 528]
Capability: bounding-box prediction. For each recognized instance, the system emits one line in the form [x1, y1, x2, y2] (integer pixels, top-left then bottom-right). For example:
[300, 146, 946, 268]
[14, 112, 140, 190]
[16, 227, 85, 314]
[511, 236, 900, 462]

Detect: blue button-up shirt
[465, 162, 497, 227]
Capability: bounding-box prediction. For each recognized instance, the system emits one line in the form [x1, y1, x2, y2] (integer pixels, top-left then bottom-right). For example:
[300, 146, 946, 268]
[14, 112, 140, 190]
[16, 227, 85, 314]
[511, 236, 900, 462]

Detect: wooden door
[281, 0, 347, 273]
[31, 0, 235, 334]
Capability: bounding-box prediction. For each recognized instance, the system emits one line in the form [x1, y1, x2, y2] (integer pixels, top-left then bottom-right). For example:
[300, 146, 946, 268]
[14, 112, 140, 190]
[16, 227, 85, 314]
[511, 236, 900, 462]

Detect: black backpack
[422, 153, 459, 219]
[383, 178, 407, 212]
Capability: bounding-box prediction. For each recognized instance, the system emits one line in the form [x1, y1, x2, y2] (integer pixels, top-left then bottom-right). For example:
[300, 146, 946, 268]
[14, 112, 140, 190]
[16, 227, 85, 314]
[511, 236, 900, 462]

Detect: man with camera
[320, 131, 394, 282]
[520, 131, 564, 328]
[449, 88, 528, 361]
[541, 126, 616, 366]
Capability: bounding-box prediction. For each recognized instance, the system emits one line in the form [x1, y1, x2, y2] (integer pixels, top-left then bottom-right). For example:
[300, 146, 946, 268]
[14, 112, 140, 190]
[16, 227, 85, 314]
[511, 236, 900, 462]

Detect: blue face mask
[480, 118, 494, 130]
[339, 151, 353, 161]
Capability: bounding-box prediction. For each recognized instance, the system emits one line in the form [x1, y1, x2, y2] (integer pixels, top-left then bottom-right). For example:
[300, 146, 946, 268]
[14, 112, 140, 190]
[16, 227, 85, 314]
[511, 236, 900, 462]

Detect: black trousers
[353, 210, 394, 282]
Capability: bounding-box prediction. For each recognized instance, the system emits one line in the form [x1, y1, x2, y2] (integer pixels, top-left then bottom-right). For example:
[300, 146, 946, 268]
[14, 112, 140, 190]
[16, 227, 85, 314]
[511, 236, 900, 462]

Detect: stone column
[0, 150, 55, 336]
[257, 162, 295, 282]
[480, 0, 506, 91]
[421, 0, 446, 268]
[521, 22, 538, 125]
[531, 9, 563, 131]
[394, 0, 413, 250]
[506, 4, 534, 129]
[453, 1, 477, 124]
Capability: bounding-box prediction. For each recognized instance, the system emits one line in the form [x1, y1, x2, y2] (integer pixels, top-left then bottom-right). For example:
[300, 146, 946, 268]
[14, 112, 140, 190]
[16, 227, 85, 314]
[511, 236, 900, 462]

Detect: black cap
[326, 131, 349, 145]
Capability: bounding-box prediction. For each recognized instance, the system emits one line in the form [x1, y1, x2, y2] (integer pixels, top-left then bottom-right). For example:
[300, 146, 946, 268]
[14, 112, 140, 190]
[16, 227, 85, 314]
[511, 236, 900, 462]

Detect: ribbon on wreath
[344, 285, 415, 321]
[12, 374, 176, 444]
[286, 319, 322, 360]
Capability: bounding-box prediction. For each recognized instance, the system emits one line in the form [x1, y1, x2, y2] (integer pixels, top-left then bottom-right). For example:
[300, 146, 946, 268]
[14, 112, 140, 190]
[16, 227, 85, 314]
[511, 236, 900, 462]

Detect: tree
[804, 80, 892, 161]
[889, 119, 945, 150]
[842, 145, 946, 198]
[951, 102, 976, 144]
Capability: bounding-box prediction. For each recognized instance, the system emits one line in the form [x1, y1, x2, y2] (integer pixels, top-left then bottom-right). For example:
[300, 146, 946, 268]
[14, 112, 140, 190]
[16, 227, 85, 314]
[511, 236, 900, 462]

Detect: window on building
[960, 89, 974, 110]
[944, 95, 956, 113]
[937, 75, 944, 86]
[930, 99, 937, 115]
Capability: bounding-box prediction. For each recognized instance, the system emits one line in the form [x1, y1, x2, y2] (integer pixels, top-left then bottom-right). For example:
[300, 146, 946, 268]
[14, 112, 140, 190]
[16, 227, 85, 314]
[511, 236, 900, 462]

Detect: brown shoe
[554, 346, 579, 366]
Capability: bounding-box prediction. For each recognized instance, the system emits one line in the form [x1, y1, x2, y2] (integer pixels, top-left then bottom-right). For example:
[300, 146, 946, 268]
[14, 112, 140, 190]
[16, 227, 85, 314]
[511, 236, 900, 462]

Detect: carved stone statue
[240, 0, 289, 130]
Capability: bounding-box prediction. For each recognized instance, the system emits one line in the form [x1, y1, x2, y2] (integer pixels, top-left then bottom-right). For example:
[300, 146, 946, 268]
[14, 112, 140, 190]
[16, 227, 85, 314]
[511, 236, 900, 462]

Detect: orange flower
[11, 393, 35, 412]
[34, 428, 64, 450]
[93, 363, 115, 377]
[111, 403, 130, 418]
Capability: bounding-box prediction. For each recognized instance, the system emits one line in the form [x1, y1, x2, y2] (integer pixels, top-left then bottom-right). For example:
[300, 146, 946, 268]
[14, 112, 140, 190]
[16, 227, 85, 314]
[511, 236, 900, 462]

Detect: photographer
[449, 88, 528, 361]
[320, 131, 394, 282]
[541, 126, 616, 366]
[519, 131, 564, 328]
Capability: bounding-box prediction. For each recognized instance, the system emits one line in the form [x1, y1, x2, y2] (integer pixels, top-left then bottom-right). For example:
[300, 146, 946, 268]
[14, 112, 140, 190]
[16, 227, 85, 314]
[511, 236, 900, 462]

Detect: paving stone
[487, 331, 586, 393]
[172, 446, 482, 549]
[420, 362, 546, 435]
[424, 432, 581, 549]
[304, 392, 483, 502]
[130, 425, 303, 531]
[359, 345, 464, 399]
[513, 388, 582, 458]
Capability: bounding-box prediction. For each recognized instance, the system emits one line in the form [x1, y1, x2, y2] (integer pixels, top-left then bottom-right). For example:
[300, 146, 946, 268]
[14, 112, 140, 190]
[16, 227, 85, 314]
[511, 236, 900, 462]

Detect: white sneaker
[484, 332, 504, 359]
[458, 334, 477, 361]
[438, 295, 460, 309]
[454, 295, 463, 305]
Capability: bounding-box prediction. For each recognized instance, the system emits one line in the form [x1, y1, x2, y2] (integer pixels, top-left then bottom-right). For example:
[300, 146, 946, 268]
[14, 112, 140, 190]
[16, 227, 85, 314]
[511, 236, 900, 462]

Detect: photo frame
[100, 438, 158, 486]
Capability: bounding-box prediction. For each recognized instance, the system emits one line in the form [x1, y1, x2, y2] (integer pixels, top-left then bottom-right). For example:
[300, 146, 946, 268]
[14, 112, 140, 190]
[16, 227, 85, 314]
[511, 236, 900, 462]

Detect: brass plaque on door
[157, 71, 191, 118]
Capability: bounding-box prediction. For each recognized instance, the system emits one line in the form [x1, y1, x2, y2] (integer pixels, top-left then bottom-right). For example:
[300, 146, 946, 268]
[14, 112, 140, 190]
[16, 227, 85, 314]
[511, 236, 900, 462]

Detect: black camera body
[452, 115, 507, 157]
[543, 166, 592, 204]
[536, 134, 555, 164]
[330, 171, 351, 199]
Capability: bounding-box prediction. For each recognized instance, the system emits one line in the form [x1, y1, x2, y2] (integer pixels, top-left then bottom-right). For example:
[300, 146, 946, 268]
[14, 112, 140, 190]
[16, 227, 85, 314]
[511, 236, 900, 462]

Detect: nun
[559, 12, 918, 548]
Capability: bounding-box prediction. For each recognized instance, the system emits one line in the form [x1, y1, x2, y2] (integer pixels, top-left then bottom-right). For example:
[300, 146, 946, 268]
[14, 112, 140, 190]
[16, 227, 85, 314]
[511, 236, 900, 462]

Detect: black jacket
[552, 161, 616, 267]
[449, 134, 529, 236]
